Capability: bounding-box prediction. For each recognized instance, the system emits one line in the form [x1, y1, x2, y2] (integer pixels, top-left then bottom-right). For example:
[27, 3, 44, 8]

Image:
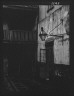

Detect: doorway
[45, 41, 54, 78]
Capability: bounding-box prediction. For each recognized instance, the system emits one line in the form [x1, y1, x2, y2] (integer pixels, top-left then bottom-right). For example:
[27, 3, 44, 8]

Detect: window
[40, 49, 46, 63]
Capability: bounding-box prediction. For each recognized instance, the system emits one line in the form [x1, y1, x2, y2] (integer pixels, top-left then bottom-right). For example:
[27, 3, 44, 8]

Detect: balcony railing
[3, 30, 37, 42]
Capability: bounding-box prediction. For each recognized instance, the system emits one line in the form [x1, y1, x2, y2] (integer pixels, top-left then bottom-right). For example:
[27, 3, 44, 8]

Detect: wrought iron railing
[3, 30, 37, 42]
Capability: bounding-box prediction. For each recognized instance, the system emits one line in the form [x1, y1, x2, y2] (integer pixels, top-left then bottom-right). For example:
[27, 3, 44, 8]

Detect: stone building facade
[37, 5, 70, 79]
[37, 5, 69, 65]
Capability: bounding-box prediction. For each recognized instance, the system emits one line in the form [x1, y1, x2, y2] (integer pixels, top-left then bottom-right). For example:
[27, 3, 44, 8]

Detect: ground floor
[1, 74, 73, 96]
[1, 41, 73, 96]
